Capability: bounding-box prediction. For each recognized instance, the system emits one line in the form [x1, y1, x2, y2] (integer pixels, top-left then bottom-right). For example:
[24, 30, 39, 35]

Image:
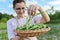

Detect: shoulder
[7, 17, 18, 29]
[7, 18, 14, 23]
[7, 17, 16, 24]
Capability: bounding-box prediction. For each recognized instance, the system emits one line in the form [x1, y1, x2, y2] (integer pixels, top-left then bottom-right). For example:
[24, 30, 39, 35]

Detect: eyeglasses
[15, 7, 25, 10]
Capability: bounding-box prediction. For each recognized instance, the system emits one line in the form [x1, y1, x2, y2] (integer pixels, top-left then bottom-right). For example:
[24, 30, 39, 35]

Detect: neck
[17, 14, 25, 19]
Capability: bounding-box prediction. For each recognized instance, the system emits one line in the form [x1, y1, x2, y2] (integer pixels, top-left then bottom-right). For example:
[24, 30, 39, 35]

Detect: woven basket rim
[14, 27, 50, 34]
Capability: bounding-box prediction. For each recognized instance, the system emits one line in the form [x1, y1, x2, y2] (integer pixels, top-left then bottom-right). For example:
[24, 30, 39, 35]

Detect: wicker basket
[14, 27, 50, 37]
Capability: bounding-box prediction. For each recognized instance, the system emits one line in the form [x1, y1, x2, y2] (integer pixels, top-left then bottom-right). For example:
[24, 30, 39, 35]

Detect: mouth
[18, 13, 24, 14]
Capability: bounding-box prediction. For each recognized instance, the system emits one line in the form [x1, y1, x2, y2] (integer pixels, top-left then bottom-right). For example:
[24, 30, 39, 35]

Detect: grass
[0, 23, 8, 40]
[0, 30, 8, 40]
[0, 23, 7, 30]
[37, 23, 60, 40]
[37, 28, 60, 40]
[0, 23, 60, 40]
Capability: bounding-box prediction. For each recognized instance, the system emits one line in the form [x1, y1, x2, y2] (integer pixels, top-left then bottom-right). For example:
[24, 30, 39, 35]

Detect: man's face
[14, 2, 26, 16]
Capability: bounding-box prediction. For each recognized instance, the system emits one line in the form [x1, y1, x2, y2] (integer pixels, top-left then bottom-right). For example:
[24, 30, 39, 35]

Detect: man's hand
[10, 36, 20, 40]
[28, 5, 42, 16]
[28, 5, 37, 16]
[10, 30, 20, 40]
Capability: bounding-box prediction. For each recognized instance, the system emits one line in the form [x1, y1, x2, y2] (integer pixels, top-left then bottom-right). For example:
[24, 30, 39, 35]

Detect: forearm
[10, 36, 20, 40]
[38, 7, 50, 22]
[10, 38, 18, 40]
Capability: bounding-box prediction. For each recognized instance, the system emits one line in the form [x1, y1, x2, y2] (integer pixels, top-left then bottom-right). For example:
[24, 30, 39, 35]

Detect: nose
[20, 9, 23, 13]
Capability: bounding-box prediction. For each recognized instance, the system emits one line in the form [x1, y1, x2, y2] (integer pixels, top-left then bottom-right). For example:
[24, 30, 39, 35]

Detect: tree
[0, 12, 2, 20]
[0, 18, 7, 23]
[0, 12, 14, 23]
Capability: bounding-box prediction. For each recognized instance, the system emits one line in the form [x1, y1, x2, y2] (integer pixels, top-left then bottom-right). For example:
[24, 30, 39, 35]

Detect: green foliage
[0, 13, 2, 19]
[0, 23, 7, 30]
[49, 11, 60, 20]
[0, 18, 7, 23]
[0, 12, 14, 23]
[48, 10, 60, 23]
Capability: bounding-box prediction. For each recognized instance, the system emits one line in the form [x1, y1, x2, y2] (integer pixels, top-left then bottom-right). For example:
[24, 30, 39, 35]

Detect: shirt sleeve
[33, 15, 42, 24]
[7, 21, 15, 40]
[30, 15, 42, 24]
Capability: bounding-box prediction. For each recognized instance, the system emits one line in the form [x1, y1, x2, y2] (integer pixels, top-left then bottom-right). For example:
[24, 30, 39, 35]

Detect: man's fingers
[28, 7, 31, 16]
[28, 5, 37, 16]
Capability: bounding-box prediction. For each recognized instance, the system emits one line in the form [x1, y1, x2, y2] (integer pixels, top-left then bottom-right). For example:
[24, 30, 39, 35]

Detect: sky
[0, 0, 60, 16]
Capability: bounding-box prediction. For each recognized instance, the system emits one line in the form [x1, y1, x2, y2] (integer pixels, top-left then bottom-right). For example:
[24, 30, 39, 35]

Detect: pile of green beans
[16, 17, 47, 30]
[16, 24, 47, 30]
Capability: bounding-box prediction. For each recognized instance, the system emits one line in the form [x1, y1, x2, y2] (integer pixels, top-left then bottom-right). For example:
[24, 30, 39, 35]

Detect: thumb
[13, 30, 18, 36]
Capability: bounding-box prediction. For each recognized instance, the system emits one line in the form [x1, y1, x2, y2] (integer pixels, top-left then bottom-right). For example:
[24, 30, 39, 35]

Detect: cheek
[15, 10, 19, 14]
[23, 10, 25, 13]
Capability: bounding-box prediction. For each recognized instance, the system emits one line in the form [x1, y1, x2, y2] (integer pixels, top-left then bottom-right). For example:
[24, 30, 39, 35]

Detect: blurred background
[0, 0, 60, 40]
